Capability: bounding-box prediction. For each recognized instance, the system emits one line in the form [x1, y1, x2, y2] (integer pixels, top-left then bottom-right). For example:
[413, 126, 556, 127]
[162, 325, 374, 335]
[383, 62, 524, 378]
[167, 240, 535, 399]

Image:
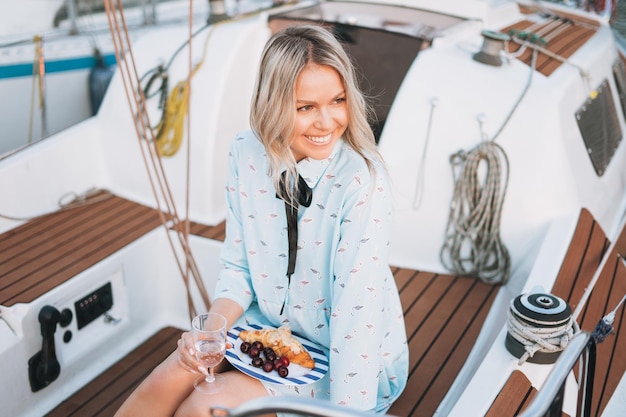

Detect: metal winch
[505, 291, 577, 364]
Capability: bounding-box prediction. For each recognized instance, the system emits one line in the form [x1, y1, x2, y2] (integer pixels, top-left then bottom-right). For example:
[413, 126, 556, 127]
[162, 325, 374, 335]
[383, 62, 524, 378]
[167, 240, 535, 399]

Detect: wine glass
[191, 312, 227, 394]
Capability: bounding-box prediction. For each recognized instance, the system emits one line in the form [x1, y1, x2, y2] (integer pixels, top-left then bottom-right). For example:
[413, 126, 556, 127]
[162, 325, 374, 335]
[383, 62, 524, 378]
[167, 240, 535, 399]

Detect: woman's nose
[315, 108, 332, 129]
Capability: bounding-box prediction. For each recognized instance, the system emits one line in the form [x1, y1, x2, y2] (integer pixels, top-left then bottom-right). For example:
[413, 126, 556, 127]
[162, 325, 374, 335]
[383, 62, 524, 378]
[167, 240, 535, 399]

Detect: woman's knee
[174, 371, 268, 417]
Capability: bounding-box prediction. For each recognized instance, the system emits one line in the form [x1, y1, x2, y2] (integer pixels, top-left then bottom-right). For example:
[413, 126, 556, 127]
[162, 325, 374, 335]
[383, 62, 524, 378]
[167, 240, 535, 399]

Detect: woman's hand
[176, 329, 235, 376]
[176, 332, 208, 375]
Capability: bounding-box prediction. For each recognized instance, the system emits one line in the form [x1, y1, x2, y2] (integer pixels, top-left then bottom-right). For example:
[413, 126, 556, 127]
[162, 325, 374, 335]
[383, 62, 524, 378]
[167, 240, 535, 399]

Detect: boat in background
[0, 0, 625, 416]
[0, 0, 210, 157]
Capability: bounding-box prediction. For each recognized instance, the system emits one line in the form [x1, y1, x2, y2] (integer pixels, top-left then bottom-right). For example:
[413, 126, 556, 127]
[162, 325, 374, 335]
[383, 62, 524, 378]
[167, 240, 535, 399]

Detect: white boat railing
[210, 397, 384, 417]
[517, 331, 595, 417]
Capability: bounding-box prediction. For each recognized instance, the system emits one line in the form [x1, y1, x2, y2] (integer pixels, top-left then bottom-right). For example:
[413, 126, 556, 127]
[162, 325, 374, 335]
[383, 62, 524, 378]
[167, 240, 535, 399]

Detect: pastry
[239, 325, 315, 369]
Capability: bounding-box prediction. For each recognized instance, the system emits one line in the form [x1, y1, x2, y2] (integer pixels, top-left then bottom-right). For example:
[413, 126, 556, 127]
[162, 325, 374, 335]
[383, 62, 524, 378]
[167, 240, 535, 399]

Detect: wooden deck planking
[501, 20, 597, 77]
[0, 196, 121, 288]
[576, 247, 626, 417]
[485, 371, 536, 417]
[389, 273, 498, 417]
[616, 219, 626, 257]
[1, 194, 162, 306]
[45, 327, 182, 417]
[174, 220, 227, 242]
[0, 192, 232, 307]
[551, 209, 610, 312]
[535, 25, 596, 76]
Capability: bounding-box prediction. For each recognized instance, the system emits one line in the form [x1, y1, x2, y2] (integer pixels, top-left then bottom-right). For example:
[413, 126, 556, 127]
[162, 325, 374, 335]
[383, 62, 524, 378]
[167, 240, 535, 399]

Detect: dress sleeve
[329, 165, 394, 410]
[213, 137, 255, 311]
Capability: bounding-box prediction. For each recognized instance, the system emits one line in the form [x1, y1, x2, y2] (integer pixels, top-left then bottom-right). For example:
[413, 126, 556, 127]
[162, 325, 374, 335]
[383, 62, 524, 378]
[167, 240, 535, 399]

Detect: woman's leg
[174, 369, 271, 417]
[114, 350, 198, 417]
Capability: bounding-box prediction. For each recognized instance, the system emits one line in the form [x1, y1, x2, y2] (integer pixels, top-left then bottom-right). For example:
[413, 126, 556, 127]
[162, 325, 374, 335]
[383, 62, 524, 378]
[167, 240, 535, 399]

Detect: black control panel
[74, 282, 114, 330]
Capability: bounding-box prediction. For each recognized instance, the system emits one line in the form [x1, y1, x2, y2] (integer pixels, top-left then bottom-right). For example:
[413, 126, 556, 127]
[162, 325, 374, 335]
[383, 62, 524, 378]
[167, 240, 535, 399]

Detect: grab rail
[210, 397, 384, 417]
[518, 331, 595, 417]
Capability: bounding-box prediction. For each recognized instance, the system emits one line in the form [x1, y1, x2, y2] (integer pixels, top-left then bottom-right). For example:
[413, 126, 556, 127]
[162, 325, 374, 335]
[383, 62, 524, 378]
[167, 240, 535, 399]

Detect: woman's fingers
[177, 331, 233, 375]
[177, 332, 201, 374]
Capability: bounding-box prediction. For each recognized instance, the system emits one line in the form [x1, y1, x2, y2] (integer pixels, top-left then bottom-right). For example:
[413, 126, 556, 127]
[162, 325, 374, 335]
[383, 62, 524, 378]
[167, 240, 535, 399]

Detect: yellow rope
[155, 78, 190, 156]
[28, 35, 45, 144]
[155, 24, 218, 157]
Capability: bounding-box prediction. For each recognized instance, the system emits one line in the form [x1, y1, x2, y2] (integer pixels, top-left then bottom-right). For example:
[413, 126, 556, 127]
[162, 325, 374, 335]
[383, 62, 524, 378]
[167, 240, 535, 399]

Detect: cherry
[239, 338, 292, 378]
[248, 347, 260, 358]
[265, 350, 277, 361]
[262, 360, 274, 373]
[277, 366, 289, 378]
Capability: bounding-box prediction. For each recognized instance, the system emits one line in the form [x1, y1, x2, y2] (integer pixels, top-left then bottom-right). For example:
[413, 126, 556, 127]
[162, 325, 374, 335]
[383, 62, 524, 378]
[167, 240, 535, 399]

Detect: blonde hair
[250, 24, 382, 203]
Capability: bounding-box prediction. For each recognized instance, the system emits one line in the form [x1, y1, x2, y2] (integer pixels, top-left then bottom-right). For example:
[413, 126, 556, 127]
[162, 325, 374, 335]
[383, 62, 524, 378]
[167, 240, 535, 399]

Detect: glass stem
[206, 367, 215, 383]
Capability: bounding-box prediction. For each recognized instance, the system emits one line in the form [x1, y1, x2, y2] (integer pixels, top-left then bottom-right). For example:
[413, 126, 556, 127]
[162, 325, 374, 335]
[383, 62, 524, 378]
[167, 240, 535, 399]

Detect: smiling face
[288, 63, 349, 162]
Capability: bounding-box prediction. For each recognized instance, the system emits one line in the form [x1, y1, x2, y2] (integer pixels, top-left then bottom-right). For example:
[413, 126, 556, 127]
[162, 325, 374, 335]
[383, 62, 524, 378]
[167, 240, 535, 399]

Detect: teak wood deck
[503, 5, 599, 78]
[1, 192, 623, 416]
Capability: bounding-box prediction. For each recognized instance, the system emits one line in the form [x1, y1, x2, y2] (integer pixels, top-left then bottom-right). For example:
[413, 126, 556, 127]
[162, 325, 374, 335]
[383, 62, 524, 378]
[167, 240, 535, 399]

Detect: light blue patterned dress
[214, 130, 408, 413]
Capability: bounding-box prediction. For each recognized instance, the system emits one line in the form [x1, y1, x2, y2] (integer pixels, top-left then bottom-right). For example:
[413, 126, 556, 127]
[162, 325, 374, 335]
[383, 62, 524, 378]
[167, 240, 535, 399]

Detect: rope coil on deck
[506, 292, 579, 365]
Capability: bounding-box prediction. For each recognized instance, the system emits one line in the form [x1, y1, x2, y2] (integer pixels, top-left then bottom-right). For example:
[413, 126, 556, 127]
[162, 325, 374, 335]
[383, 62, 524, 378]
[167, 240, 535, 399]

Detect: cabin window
[575, 79, 622, 177]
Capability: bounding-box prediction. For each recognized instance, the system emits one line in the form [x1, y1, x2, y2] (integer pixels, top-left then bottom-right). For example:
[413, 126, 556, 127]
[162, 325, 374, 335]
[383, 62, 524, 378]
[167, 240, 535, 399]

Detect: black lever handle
[28, 305, 62, 392]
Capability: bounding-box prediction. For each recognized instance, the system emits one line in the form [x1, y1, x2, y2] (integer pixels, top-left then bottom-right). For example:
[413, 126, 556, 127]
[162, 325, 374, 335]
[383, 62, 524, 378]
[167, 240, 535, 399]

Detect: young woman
[115, 24, 408, 417]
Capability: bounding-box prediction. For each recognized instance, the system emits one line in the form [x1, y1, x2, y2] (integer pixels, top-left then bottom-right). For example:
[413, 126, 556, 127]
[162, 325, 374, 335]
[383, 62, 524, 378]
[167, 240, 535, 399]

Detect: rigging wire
[103, 0, 211, 318]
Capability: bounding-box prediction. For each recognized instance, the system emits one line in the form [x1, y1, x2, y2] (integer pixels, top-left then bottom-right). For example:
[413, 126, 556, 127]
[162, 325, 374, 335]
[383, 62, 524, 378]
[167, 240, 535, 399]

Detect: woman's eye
[297, 105, 313, 112]
[334, 97, 346, 104]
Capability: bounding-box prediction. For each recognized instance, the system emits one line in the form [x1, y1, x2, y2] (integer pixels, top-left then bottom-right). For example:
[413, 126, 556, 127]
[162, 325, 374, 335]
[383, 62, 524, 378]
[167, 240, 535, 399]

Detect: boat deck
[0, 191, 162, 306]
[486, 209, 626, 417]
[1, 192, 623, 416]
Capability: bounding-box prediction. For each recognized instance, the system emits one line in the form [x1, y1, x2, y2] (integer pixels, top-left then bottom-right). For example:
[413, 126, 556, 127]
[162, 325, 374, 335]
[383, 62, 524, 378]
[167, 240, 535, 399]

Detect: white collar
[294, 140, 342, 189]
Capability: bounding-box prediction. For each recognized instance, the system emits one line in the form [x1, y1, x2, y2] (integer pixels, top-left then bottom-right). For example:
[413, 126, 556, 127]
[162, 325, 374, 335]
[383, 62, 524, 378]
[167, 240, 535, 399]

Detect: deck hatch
[575, 79, 622, 176]
[612, 59, 626, 120]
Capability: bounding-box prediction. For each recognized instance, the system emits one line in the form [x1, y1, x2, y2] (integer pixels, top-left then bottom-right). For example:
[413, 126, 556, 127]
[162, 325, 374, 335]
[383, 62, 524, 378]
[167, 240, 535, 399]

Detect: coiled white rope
[507, 301, 579, 365]
[438, 50, 538, 285]
[440, 140, 511, 284]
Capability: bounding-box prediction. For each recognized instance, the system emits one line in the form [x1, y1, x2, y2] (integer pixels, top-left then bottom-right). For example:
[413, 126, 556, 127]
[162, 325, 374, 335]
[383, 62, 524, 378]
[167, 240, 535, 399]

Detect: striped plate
[225, 324, 328, 385]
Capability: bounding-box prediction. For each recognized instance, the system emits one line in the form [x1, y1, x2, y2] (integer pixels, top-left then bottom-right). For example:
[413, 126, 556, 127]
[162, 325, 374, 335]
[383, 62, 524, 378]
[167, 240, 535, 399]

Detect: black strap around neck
[276, 172, 312, 314]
